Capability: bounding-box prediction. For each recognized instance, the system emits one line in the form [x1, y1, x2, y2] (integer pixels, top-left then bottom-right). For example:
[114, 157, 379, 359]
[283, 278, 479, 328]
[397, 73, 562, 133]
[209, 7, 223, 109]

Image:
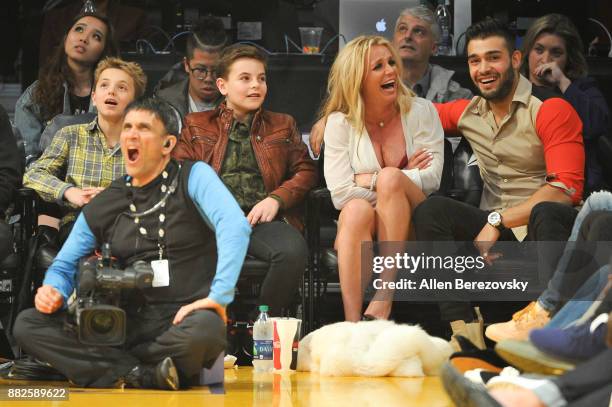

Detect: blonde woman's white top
[323, 97, 444, 210]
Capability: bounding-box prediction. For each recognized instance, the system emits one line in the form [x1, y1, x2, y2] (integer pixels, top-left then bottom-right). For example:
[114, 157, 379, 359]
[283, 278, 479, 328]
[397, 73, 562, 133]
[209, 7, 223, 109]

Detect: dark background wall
[12, 0, 612, 81]
[5, 0, 612, 129]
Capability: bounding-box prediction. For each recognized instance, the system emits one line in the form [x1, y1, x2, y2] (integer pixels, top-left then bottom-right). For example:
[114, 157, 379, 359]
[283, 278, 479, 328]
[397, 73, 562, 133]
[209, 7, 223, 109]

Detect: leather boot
[123, 357, 180, 390]
[449, 307, 485, 351]
[485, 301, 550, 343]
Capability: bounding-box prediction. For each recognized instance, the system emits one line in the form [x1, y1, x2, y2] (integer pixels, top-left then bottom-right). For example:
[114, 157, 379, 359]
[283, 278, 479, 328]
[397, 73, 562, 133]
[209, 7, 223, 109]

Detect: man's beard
[477, 67, 515, 101]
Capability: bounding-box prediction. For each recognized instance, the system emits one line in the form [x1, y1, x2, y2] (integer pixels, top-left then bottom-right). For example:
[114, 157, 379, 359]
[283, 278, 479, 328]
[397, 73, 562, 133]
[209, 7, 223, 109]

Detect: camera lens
[90, 312, 115, 334]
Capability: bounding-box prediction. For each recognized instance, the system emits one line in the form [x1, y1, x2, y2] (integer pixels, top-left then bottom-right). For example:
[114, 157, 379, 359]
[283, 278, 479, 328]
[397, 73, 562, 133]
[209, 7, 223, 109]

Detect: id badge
[151, 259, 170, 287]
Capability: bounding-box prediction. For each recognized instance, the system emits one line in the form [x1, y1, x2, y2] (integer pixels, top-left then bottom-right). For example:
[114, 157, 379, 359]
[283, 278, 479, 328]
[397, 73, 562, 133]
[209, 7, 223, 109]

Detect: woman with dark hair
[522, 13, 610, 194]
[15, 12, 118, 160]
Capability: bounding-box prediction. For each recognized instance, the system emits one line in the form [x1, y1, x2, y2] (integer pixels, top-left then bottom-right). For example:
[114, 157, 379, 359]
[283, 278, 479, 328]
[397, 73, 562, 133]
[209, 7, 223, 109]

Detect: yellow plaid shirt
[23, 119, 125, 225]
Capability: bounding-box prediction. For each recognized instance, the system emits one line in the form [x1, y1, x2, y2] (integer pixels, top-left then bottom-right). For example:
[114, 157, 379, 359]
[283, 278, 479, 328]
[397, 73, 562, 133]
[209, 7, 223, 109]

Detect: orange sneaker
[485, 302, 550, 343]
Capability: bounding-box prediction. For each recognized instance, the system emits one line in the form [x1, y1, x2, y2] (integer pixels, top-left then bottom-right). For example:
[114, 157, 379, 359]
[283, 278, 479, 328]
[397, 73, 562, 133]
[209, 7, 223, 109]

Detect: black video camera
[75, 243, 154, 346]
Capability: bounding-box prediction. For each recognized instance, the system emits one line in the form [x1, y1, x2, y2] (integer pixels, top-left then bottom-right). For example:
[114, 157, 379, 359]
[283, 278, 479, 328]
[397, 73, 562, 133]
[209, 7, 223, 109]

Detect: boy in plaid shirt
[24, 57, 146, 241]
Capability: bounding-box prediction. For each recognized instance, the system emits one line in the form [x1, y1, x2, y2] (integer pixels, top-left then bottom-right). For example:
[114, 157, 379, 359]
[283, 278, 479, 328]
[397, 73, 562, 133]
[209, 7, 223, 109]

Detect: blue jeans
[547, 265, 610, 328]
[538, 191, 612, 312]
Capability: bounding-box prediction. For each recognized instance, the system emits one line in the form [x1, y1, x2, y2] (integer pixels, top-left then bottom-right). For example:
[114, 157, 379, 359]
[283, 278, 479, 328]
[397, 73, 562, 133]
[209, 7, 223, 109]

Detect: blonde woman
[322, 35, 444, 321]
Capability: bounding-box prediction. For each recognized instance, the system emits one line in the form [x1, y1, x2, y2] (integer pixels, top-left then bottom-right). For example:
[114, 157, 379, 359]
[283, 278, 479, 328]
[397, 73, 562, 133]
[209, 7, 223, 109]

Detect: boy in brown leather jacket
[174, 44, 317, 316]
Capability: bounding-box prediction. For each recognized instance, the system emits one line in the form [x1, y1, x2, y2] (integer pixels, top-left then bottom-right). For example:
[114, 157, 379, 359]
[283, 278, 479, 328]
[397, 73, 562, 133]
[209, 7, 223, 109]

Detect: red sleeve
[535, 97, 585, 204]
[434, 99, 471, 134]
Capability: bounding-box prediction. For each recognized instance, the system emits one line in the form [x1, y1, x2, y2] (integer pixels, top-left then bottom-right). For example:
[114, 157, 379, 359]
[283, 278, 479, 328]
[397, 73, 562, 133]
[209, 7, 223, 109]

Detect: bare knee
[338, 199, 375, 233]
[376, 167, 406, 198]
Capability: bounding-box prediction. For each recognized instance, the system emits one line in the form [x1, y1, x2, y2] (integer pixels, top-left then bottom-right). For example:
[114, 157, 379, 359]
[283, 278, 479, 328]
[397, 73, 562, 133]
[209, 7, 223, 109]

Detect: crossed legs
[335, 168, 425, 321]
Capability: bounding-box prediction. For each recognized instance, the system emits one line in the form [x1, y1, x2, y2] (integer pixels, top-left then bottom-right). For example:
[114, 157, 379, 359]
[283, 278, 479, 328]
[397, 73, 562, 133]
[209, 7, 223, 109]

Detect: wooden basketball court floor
[0, 367, 453, 406]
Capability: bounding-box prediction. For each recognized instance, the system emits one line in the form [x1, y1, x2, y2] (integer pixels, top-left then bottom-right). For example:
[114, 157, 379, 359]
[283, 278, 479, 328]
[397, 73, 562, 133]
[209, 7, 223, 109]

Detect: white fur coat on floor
[297, 320, 452, 377]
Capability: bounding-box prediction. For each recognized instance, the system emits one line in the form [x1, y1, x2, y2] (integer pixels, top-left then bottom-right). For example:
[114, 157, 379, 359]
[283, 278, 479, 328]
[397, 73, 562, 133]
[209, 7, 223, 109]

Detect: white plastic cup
[298, 27, 323, 54]
[272, 318, 301, 371]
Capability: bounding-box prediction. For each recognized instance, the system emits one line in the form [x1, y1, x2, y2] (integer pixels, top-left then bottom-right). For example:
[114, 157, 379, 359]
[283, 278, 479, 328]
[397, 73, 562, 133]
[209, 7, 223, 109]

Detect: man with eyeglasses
[156, 17, 226, 124]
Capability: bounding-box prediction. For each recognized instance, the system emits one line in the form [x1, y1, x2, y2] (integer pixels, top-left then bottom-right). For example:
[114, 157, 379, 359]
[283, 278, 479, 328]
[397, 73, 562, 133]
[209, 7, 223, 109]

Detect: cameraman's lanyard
[110, 165, 181, 287]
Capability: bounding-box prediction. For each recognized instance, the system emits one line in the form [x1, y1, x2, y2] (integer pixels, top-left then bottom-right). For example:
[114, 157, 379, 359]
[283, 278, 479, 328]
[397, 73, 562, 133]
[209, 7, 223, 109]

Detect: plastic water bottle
[252, 305, 273, 372]
[435, 0, 453, 56]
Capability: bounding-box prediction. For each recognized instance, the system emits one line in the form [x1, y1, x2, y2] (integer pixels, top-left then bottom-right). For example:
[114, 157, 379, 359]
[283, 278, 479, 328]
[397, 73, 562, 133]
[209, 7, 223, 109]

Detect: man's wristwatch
[487, 211, 506, 231]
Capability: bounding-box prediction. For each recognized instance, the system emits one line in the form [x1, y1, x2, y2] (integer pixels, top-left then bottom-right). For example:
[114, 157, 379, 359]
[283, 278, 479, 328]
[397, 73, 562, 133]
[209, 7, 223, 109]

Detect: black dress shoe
[124, 357, 180, 390]
[35, 245, 58, 270]
[37, 225, 59, 246]
[441, 363, 502, 407]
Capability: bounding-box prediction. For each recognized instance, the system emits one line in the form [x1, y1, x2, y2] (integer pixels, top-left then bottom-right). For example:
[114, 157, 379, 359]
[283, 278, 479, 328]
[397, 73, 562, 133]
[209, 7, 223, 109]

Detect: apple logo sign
[376, 18, 387, 33]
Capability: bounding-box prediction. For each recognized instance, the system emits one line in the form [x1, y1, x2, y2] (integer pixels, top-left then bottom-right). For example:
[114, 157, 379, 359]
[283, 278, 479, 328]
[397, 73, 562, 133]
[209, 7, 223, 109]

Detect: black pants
[13, 305, 225, 388]
[413, 197, 576, 321]
[553, 347, 612, 406]
[248, 221, 307, 316]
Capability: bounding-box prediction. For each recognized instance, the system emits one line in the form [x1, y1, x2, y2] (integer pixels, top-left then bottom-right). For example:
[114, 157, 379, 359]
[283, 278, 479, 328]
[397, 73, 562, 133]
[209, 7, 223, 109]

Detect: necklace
[367, 112, 397, 129]
[124, 164, 181, 258]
